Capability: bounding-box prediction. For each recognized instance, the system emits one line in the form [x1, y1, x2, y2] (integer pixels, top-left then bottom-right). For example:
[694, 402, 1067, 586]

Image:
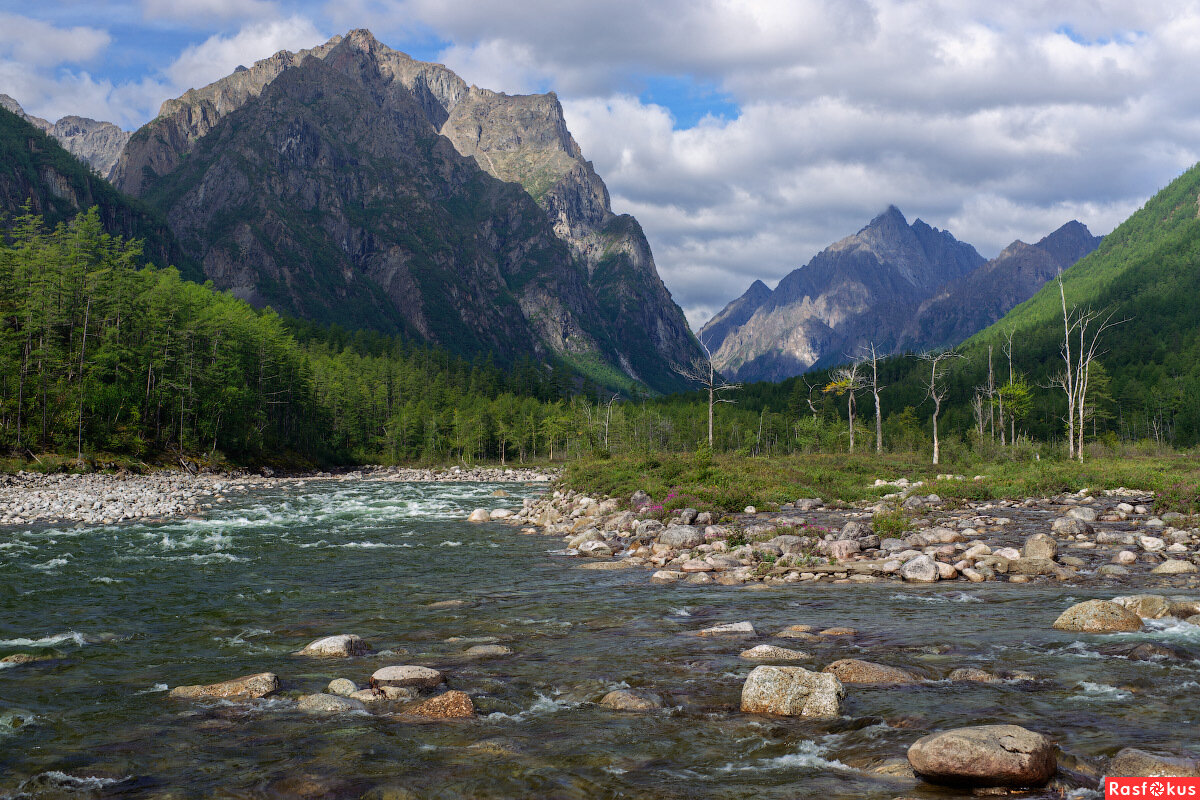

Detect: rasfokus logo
[1107, 778, 1200, 797]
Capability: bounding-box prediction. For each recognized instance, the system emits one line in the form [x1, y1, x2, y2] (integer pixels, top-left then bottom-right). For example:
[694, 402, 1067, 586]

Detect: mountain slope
[703, 206, 984, 381]
[112, 30, 700, 391]
[699, 279, 771, 353]
[0, 106, 199, 280]
[0, 94, 130, 180]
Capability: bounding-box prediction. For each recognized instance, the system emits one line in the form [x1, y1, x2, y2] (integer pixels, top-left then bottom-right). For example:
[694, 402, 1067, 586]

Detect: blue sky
[3, 2, 1199, 327]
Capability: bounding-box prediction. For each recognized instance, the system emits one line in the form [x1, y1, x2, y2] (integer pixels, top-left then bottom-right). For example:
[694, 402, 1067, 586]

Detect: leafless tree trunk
[860, 342, 885, 454]
[921, 350, 962, 466]
[1058, 276, 1076, 459]
[824, 362, 864, 454]
[681, 338, 741, 448]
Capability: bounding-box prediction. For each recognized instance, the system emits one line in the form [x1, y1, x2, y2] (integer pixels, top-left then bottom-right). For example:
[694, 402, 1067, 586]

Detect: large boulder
[823, 658, 921, 685]
[372, 665, 444, 689]
[1153, 559, 1199, 575]
[907, 725, 1057, 788]
[1107, 747, 1200, 777]
[297, 693, 368, 713]
[408, 690, 474, 718]
[1022, 534, 1058, 560]
[169, 672, 280, 701]
[840, 520, 873, 539]
[900, 555, 939, 583]
[1111, 594, 1172, 619]
[740, 665, 844, 718]
[658, 526, 704, 549]
[1052, 517, 1093, 536]
[740, 644, 808, 661]
[1067, 506, 1098, 522]
[1052, 600, 1143, 633]
[599, 689, 663, 711]
[697, 621, 756, 637]
[296, 634, 371, 658]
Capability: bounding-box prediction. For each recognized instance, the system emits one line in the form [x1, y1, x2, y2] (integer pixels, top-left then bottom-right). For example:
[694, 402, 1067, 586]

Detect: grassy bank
[564, 452, 1200, 515]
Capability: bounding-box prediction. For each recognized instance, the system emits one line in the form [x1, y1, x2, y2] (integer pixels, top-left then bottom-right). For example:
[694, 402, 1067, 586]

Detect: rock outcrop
[0, 94, 130, 179]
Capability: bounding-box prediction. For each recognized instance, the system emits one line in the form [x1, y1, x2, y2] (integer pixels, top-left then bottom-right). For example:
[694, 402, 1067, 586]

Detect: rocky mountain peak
[1036, 220, 1100, 266]
[0, 93, 129, 179]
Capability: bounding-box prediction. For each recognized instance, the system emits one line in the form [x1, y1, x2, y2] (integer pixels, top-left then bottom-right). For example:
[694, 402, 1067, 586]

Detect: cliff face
[701, 209, 1100, 383]
[0, 94, 130, 180]
[112, 30, 701, 391]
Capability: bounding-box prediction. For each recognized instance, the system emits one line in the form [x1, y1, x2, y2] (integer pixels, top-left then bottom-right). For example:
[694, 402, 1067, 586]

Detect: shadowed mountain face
[110, 29, 701, 392]
[0, 94, 130, 180]
[702, 206, 986, 381]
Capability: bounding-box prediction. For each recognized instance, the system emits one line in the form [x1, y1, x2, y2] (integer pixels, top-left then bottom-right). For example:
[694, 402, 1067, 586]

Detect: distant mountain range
[0, 30, 703, 394]
[701, 206, 1100, 382]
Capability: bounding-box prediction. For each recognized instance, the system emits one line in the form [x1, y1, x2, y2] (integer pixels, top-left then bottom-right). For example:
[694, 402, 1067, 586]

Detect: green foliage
[872, 508, 912, 538]
[1155, 481, 1200, 515]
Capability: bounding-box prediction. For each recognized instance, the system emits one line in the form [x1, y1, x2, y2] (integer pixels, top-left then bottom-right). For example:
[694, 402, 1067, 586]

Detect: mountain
[0, 94, 129, 180]
[110, 29, 701, 392]
[702, 206, 984, 382]
[698, 279, 771, 354]
[893, 220, 1101, 352]
[0, 105, 200, 280]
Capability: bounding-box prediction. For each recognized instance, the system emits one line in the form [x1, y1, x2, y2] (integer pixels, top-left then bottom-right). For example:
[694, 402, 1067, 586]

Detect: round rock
[1052, 599, 1143, 633]
[822, 658, 921, 685]
[740, 644, 808, 661]
[599, 689, 663, 711]
[297, 693, 368, 714]
[372, 665, 445, 689]
[296, 634, 371, 658]
[326, 678, 358, 697]
[739, 665, 844, 718]
[907, 724, 1056, 788]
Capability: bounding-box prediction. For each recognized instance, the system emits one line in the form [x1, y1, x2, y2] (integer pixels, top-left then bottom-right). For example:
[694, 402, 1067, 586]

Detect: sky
[4, 2, 1200, 329]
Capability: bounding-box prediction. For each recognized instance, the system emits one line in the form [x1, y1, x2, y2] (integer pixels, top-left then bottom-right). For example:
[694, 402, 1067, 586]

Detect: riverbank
[0, 465, 555, 526]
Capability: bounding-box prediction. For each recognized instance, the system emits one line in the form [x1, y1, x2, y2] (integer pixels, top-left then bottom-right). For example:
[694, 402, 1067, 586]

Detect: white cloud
[0, 13, 110, 68]
[165, 17, 325, 94]
[141, 0, 282, 24]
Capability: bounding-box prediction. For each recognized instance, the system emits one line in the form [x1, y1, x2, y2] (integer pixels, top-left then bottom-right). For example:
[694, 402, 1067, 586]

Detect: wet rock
[0, 653, 51, 666]
[326, 678, 358, 697]
[775, 625, 821, 641]
[739, 665, 844, 718]
[819, 626, 857, 636]
[1106, 642, 1190, 662]
[1067, 506, 1098, 522]
[577, 560, 633, 571]
[1140, 535, 1166, 552]
[1111, 594, 1172, 619]
[1098, 565, 1130, 576]
[1169, 598, 1200, 617]
[1052, 517, 1093, 536]
[297, 693, 368, 713]
[599, 689, 663, 711]
[1153, 559, 1198, 575]
[1116, 550, 1138, 564]
[577, 540, 613, 557]
[296, 634, 371, 658]
[659, 526, 704, 549]
[1008, 558, 1068, 578]
[408, 690, 474, 718]
[900, 555, 939, 583]
[948, 668, 998, 683]
[740, 644, 808, 660]
[372, 665, 444, 689]
[1052, 600, 1143, 633]
[697, 621, 756, 637]
[1107, 747, 1200, 777]
[169, 672, 280, 701]
[462, 645, 513, 658]
[467, 508, 490, 522]
[1023, 534, 1058, 560]
[823, 658, 921, 685]
[650, 570, 685, 583]
[907, 724, 1057, 788]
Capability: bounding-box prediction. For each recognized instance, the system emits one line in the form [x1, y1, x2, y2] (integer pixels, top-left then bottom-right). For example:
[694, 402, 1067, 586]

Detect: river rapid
[1, 479, 1197, 799]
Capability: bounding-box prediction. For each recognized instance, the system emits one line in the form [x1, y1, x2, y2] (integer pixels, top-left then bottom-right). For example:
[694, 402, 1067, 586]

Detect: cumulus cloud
[141, 0, 282, 24]
[165, 17, 326, 93]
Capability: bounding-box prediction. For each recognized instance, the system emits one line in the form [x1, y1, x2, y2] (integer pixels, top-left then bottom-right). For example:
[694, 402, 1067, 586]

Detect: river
[1, 479, 1196, 798]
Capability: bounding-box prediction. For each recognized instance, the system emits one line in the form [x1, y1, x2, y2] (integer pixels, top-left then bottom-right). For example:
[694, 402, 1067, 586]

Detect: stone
[408, 690, 474, 718]
[1140, 535, 1166, 551]
[599, 689, 663, 711]
[993, 547, 1022, 560]
[828, 539, 861, 560]
[1022, 533, 1058, 560]
[462, 645, 513, 658]
[1008, 558, 1065, 577]
[326, 678, 358, 697]
[1052, 600, 1143, 633]
[1153, 559, 1198, 575]
[900, 554, 939, 583]
[296, 634, 371, 658]
[467, 508, 490, 522]
[739, 665, 844, 718]
[1111, 594, 1172, 619]
[1116, 550, 1138, 564]
[169, 672, 280, 701]
[488, 509, 512, 520]
[948, 668, 998, 683]
[697, 621, 756, 637]
[297, 693, 368, 713]
[740, 644, 808, 661]
[1052, 517, 1093, 536]
[372, 665, 444, 689]
[818, 626, 856, 636]
[659, 525, 704, 549]
[935, 561, 958, 580]
[650, 570, 685, 583]
[822, 658, 921, 685]
[962, 567, 985, 582]
[840, 520, 873, 539]
[1107, 748, 1200, 778]
[1067, 506, 1097, 522]
[907, 725, 1057, 788]
[630, 490, 651, 509]
[577, 540, 614, 557]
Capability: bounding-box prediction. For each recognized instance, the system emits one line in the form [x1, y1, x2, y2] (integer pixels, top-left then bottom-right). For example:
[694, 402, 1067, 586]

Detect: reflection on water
[0, 480, 1192, 798]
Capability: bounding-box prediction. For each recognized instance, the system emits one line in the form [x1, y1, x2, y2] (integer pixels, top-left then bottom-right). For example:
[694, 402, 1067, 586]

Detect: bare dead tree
[859, 342, 886, 454]
[824, 361, 865, 453]
[802, 377, 821, 420]
[1056, 275, 1077, 459]
[920, 350, 963, 465]
[1000, 327, 1017, 445]
[680, 338, 741, 447]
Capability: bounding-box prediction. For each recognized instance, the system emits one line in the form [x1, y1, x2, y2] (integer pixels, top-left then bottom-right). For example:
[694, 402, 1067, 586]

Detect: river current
[1, 479, 1197, 799]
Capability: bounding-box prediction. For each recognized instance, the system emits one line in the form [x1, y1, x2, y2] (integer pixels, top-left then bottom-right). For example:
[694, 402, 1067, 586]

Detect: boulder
[948, 668, 998, 683]
[296, 634, 371, 658]
[599, 689, 663, 711]
[907, 725, 1057, 788]
[840, 520, 873, 539]
[1107, 748, 1200, 778]
[297, 693, 368, 713]
[408, 690, 474, 718]
[740, 644, 808, 661]
[630, 490, 651, 509]
[1022, 534, 1058, 560]
[169, 672, 280, 701]
[1111, 594, 1172, 619]
[462, 645, 513, 658]
[1067, 506, 1097, 522]
[739, 665, 844, 718]
[467, 508, 491, 523]
[1140, 536, 1166, 552]
[1052, 517, 1093, 536]
[1153, 559, 1198, 575]
[823, 658, 921, 685]
[659, 526, 704, 549]
[828, 540, 861, 560]
[900, 555, 939, 583]
[372, 665, 444, 689]
[577, 540, 614, 557]
[326, 678, 358, 697]
[697, 621, 756, 637]
[1052, 600, 1143, 633]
